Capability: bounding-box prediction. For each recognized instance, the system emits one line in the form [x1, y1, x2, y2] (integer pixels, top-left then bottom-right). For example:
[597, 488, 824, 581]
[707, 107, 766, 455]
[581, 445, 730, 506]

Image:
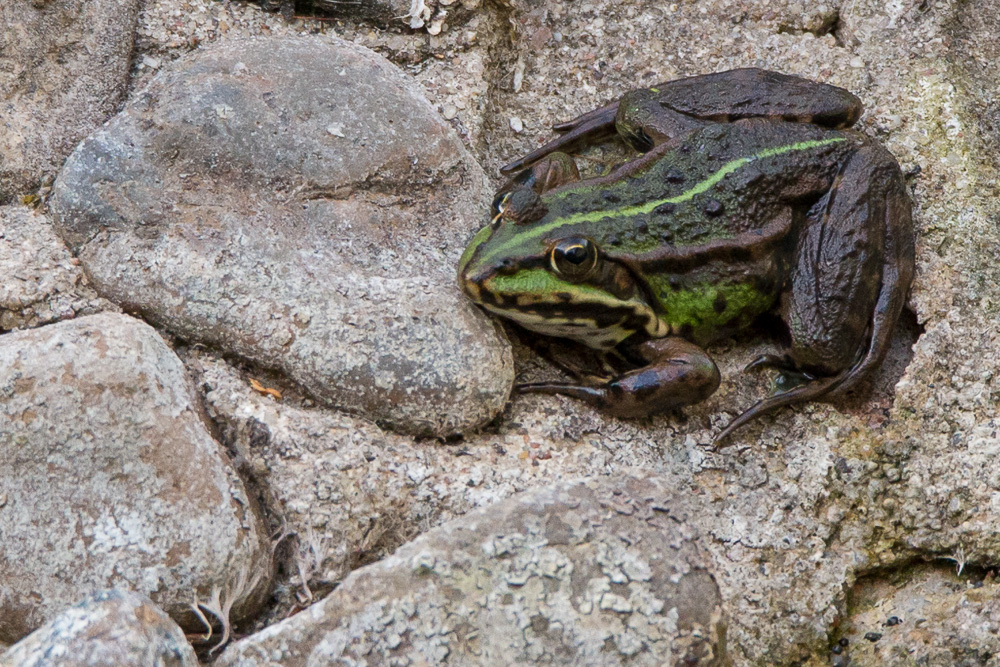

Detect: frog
[457, 68, 914, 441]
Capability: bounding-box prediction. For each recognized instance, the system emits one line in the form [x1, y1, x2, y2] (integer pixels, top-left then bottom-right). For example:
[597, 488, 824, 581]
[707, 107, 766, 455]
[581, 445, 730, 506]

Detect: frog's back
[542, 120, 853, 255]
[659, 121, 859, 342]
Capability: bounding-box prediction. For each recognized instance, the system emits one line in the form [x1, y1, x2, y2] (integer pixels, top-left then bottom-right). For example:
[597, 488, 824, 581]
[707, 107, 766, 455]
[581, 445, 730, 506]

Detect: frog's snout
[457, 249, 493, 305]
[458, 263, 486, 304]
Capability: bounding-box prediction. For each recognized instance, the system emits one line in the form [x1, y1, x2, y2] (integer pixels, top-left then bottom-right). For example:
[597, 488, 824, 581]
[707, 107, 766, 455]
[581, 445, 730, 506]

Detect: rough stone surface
[282, 0, 480, 34]
[0, 589, 198, 667]
[0, 205, 113, 332]
[3, 0, 1000, 663]
[0, 0, 140, 201]
[0, 313, 272, 643]
[193, 353, 616, 600]
[50, 36, 511, 437]
[839, 564, 1000, 666]
[217, 473, 723, 666]
[189, 0, 1000, 663]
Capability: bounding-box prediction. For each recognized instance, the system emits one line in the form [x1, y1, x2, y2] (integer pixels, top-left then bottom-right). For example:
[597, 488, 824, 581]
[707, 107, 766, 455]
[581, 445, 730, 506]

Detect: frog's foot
[714, 372, 843, 445]
[501, 103, 619, 175]
[743, 353, 796, 374]
[522, 336, 616, 386]
[517, 337, 720, 419]
[496, 153, 580, 203]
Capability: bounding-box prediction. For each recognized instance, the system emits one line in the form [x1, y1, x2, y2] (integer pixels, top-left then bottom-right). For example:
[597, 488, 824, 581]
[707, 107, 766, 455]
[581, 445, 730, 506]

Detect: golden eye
[551, 237, 598, 282]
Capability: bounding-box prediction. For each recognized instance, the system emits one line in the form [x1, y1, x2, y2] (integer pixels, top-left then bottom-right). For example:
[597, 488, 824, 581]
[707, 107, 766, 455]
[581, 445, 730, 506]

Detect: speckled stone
[217, 472, 723, 666]
[0, 0, 140, 200]
[50, 36, 512, 437]
[0, 313, 272, 643]
[0, 205, 113, 331]
[0, 590, 198, 667]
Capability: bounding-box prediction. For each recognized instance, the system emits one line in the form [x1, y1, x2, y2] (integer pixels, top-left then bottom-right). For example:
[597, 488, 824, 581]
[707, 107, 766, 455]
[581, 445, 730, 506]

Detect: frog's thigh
[616, 89, 708, 150]
[649, 69, 863, 129]
[781, 146, 894, 375]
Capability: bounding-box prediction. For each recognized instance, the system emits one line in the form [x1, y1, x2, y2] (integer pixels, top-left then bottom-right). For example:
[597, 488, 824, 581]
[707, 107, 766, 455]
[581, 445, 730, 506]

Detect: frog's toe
[743, 353, 794, 373]
[773, 369, 815, 393]
[714, 373, 840, 445]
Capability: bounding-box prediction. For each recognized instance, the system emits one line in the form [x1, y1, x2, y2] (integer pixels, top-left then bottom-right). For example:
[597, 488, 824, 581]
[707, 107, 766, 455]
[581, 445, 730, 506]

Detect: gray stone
[0, 313, 272, 643]
[0, 589, 198, 667]
[193, 353, 616, 595]
[840, 564, 1000, 666]
[18, 0, 1000, 663]
[217, 473, 724, 666]
[0, 205, 113, 332]
[50, 36, 511, 437]
[0, 0, 140, 200]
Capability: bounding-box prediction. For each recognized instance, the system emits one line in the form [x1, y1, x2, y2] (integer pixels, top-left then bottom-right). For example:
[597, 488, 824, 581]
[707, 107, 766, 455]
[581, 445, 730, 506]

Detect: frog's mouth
[469, 266, 664, 351]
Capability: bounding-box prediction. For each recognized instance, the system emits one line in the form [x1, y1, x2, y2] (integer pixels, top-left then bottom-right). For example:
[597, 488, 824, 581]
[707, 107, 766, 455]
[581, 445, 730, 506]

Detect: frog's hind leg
[615, 69, 865, 153]
[649, 69, 864, 129]
[717, 143, 914, 442]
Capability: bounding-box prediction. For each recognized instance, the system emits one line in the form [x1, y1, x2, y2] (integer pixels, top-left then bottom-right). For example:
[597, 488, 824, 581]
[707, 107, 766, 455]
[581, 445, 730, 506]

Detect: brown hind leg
[502, 68, 863, 173]
[718, 142, 914, 442]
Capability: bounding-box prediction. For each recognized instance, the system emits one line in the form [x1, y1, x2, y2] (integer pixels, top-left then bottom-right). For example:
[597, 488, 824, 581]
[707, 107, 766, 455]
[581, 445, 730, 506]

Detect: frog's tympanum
[458, 69, 914, 440]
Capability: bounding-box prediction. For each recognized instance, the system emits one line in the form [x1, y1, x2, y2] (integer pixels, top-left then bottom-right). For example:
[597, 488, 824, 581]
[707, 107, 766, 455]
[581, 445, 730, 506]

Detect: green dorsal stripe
[478, 137, 845, 267]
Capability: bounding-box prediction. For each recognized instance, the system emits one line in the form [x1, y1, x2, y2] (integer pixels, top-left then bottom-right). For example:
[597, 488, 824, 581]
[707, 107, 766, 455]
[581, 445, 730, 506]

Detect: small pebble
[885, 615, 901, 626]
[509, 116, 523, 133]
[864, 631, 882, 642]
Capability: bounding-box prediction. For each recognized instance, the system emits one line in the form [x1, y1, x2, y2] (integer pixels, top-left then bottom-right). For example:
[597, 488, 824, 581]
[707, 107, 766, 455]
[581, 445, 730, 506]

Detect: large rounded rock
[217, 473, 724, 666]
[50, 36, 511, 437]
[0, 0, 140, 200]
[0, 313, 272, 643]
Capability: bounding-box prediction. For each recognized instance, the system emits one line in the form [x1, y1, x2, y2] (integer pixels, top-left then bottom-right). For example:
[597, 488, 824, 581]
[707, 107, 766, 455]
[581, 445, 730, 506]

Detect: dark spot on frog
[665, 168, 685, 183]
[654, 202, 675, 215]
[704, 199, 725, 216]
[713, 293, 728, 314]
[555, 292, 573, 302]
[606, 233, 621, 246]
[602, 192, 620, 203]
[634, 219, 648, 234]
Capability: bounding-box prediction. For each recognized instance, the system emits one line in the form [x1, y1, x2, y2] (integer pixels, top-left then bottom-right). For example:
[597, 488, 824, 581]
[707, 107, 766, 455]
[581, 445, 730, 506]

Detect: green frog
[458, 69, 914, 440]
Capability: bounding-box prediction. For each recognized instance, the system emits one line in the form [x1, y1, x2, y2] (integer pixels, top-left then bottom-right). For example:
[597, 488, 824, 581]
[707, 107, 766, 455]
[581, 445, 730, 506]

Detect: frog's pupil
[564, 245, 588, 264]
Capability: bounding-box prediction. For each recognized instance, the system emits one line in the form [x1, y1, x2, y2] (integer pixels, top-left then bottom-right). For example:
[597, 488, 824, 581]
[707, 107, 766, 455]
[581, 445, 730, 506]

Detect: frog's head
[458, 187, 666, 350]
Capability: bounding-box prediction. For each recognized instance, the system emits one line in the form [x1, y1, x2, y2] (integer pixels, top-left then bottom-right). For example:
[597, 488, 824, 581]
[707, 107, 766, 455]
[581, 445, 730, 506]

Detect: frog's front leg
[517, 337, 720, 418]
[491, 151, 582, 225]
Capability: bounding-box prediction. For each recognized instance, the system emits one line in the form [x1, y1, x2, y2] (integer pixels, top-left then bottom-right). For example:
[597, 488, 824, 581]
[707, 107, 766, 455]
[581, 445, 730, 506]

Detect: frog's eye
[491, 192, 512, 228]
[551, 237, 598, 282]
